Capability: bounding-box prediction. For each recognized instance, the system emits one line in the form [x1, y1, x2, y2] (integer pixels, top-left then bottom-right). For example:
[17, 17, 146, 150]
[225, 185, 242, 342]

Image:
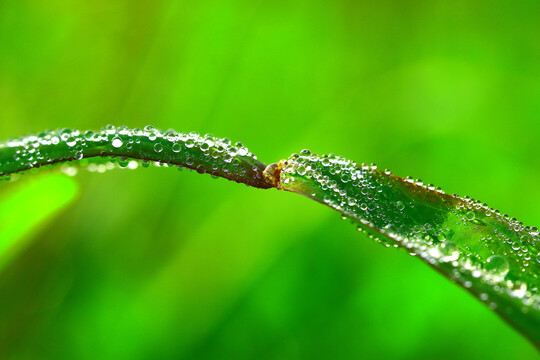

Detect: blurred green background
[1, 0, 540, 359]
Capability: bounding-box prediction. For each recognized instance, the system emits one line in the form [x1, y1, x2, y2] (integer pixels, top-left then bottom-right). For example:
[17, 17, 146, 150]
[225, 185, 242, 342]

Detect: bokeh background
[1, 1, 540, 359]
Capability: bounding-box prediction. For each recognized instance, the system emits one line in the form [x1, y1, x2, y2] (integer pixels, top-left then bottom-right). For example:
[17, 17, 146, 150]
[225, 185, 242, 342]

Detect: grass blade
[0, 126, 272, 189]
[1, 126, 539, 349]
[274, 151, 540, 348]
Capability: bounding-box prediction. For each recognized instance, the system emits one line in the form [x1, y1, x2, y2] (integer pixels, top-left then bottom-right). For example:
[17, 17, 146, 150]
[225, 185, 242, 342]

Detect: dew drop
[66, 137, 76, 147]
[172, 143, 182, 153]
[485, 255, 509, 280]
[439, 241, 460, 262]
[112, 138, 123, 148]
[200, 142, 210, 151]
[84, 130, 95, 141]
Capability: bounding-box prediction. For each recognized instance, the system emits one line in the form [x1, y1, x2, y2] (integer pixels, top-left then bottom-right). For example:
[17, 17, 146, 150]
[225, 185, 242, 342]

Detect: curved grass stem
[1, 125, 539, 349]
[0, 126, 274, 189]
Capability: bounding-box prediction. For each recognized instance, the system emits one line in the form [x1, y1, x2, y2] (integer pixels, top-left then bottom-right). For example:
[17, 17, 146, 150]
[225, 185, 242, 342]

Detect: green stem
[0, 126, 274, 189]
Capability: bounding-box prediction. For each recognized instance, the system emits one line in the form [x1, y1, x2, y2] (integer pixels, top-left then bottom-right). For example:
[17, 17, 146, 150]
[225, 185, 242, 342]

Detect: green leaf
[1, 126, 539, 349]
[276, 151, 540, 348]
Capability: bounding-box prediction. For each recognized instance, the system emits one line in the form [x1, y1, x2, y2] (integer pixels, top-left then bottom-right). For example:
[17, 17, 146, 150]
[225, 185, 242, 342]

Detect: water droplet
[66, 137, 76, 147]
[84, 130, 95, 141]
[112, 138, 123, 148]
[196, 164, 206, 174]
[172, 143, 182, 153]
[439, 241, 460, 262]
[485, 255, 509, 280]
[466, 211, 475, 221]
[154, 143, 163, 153]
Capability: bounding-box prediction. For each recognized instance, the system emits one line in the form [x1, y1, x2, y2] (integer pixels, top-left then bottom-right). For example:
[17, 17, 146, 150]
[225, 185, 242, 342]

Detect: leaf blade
[276, 152, 540, 348]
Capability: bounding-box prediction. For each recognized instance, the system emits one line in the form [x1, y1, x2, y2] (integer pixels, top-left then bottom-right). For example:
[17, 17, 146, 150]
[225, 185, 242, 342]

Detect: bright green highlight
[0, 173, 78, 271]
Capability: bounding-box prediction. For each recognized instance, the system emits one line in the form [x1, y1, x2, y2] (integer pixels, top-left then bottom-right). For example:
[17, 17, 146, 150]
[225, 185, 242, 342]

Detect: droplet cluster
[277, 151, 540, 314]
[0, 125, 272, 188]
